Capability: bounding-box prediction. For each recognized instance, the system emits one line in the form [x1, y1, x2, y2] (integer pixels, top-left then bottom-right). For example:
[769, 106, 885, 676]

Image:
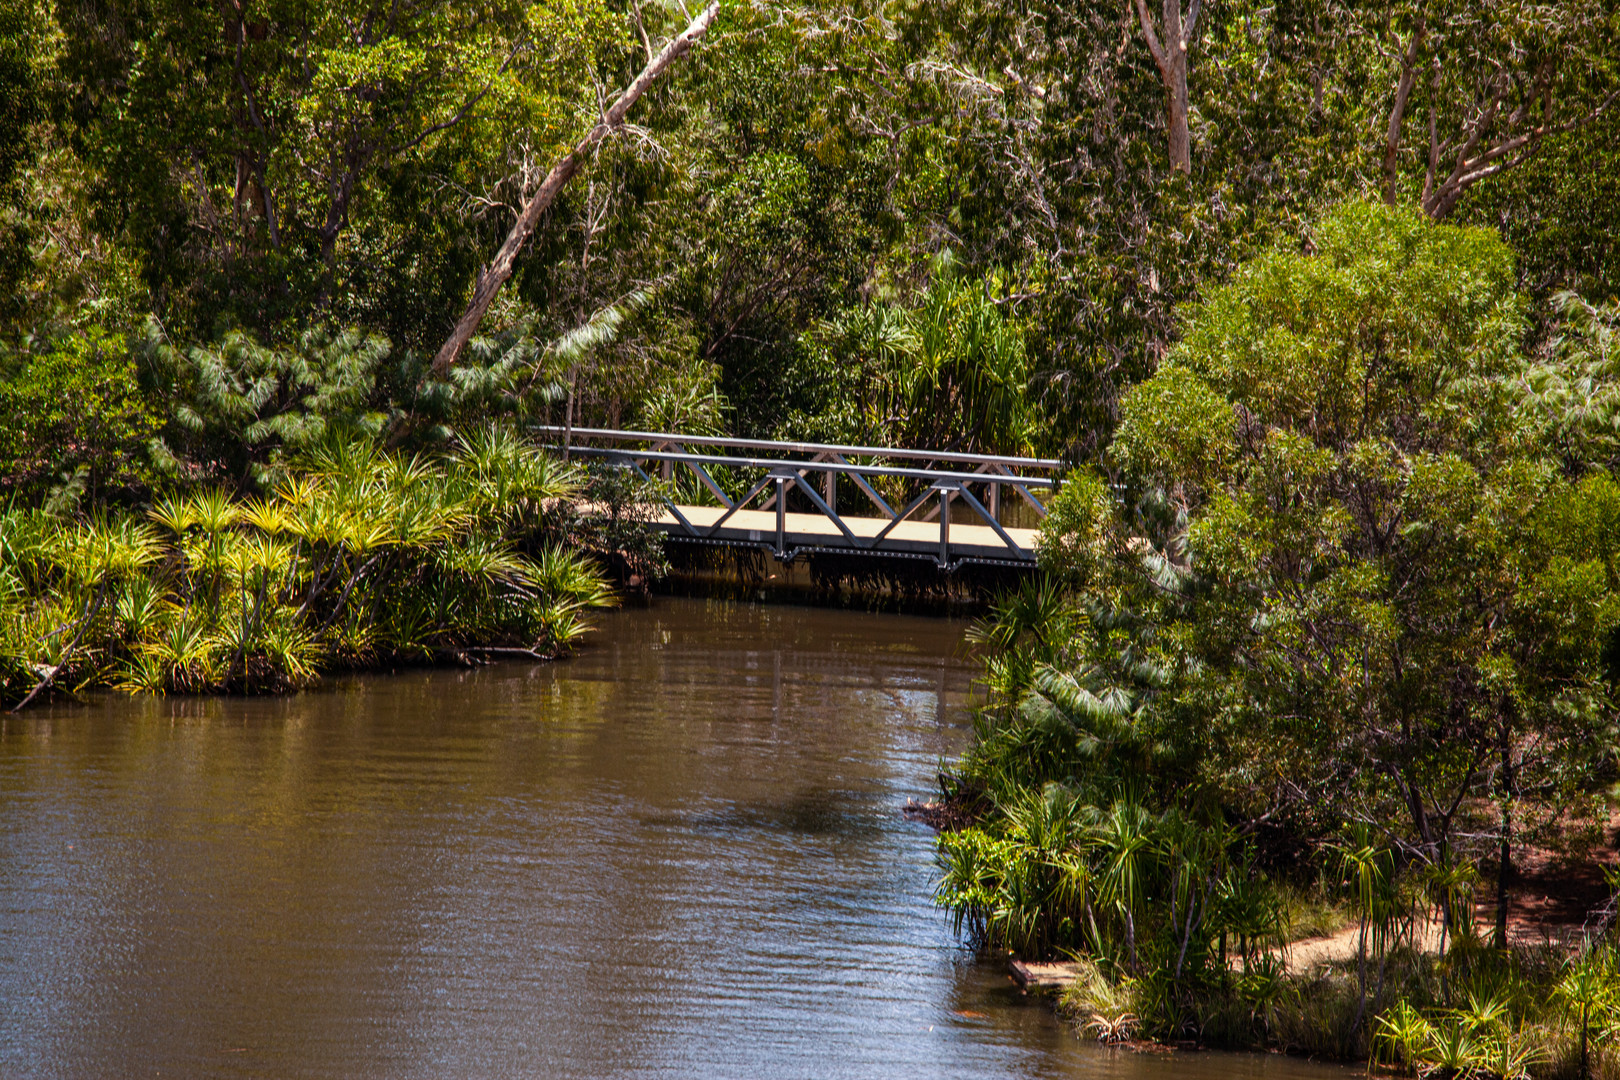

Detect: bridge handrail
[531, 425, 1065, 471]
[542, 443, 1060, 490]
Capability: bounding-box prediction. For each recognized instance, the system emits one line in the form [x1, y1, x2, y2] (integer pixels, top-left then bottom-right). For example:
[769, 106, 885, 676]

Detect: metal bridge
[535, 427, 1063, 571]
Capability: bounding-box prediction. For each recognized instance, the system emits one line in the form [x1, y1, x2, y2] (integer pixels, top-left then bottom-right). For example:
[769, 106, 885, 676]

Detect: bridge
[535, 427, 1064, 571]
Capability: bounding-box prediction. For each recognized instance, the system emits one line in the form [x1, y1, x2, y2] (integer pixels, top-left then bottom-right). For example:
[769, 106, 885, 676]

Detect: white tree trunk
[429, 2, 720, 379]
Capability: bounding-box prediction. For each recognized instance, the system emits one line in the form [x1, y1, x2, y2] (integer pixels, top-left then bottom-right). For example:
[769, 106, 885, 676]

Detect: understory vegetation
[1053, 940, 1620, 1079]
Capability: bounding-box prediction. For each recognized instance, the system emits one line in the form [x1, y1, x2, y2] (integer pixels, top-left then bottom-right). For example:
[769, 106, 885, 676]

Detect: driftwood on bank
[9, 580, 108, 713]
[435, 645, 561, 667]
[427, 1, 720, 380]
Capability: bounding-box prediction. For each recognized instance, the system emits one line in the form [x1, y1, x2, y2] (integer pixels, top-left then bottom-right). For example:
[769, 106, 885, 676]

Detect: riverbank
[930, 792, 1620, 1077]
[928, 578, 1620, 1080]
[0, 432, 615, 711]
[929, 796, 1620, 1076]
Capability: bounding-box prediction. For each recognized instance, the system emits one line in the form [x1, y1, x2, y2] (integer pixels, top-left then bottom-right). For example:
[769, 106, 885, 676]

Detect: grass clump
[1, 428, 621, 707]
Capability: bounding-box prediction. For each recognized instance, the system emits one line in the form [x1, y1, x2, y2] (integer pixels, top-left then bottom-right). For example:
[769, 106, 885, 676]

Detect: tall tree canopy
[1042, 202, 1620, 877]
[0, 0, 1616, 482]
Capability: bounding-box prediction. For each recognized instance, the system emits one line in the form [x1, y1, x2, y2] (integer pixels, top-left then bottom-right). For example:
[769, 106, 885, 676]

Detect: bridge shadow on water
[656, 539, 1035, 615]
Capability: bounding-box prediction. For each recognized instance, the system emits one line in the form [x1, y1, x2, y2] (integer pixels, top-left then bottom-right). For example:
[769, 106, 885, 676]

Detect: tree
[0, 328, 163, 502]
[55, 0, 621, 340]
[429, 1, 720, 378]
[1458, 108, 1620, 300]
[1373, 0, 1619, 220]
[1044, 202, 1620, 884]
[138, 321, 392, 487]
[0, 1, 45, 328]
[879, 0, 1372, 455]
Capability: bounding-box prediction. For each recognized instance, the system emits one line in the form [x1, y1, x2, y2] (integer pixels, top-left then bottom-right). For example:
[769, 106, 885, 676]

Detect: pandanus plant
[941, 783, 1093, 958]
[1556, 950, 1617, 1080]
[1373, 1000, 1434, 1076]
[3, 430, 615, 708]
[1332, 826, 1404, 1037]
[2, 511, 163, 709]
[1087, 800, 1155, 970]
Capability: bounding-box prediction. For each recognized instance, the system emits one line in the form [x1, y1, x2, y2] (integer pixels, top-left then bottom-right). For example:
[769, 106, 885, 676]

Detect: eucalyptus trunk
[1131, 0, 1200, 174]
[428, 2, 720, 379]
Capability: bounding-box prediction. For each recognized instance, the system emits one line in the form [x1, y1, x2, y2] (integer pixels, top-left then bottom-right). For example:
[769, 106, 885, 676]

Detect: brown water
[0, 599, 1353, 1080]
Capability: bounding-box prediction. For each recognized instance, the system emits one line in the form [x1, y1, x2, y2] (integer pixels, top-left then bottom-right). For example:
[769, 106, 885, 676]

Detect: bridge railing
[533, 426, 1065, 566]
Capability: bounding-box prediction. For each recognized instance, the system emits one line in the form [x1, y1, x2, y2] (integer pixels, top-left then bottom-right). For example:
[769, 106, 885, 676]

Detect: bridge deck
[540, 426, 1057, 570]
[653, 505, 1041, 563]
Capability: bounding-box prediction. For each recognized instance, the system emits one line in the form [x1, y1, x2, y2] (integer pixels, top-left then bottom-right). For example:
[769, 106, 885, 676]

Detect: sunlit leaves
[1036, 201, 1620, 875]
[1, 434, 611, 706]
[1115, 367, 1235, 498]
[788, 268, 1037, 454]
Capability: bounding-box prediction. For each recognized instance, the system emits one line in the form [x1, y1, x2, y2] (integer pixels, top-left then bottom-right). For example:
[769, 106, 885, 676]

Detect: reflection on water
[0, 599, 1353, 1080]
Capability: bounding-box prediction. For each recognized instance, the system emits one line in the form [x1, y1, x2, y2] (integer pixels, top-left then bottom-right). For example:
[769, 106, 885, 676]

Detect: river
[0, 598, 1353, 1080]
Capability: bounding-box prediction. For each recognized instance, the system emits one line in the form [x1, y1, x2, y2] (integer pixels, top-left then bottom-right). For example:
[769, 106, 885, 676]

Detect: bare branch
[1383, 19, 1426, 204]
[1131, 0, 1169, 73]
[427, 1, 721, 380]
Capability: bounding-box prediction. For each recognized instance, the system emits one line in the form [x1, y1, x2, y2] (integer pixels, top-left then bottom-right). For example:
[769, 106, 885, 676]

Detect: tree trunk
[1382, 21, 1426, 204]
[1494, 738, 1515, 948]
[1166, 56, 1190, 174]
[1132, 0, 1200, 174]
[427, 1, 720, 380]
[1581, 1003, 1590, 1080]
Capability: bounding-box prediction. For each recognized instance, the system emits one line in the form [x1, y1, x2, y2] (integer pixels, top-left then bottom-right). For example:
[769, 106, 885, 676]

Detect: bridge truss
[535, 427, 1064, 570]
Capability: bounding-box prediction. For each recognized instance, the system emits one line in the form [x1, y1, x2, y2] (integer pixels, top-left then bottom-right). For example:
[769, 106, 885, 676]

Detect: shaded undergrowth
[934, 579, 1620, 1079]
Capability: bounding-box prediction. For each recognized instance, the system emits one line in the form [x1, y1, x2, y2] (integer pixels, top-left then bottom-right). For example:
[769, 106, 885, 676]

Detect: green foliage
[1036, 471, 1123, 585]
[942, 201, 1620, 1061]
[0, 433, 614, 707]
[134, 308, 632, 486]
[936, 783, 1275, 1037]
[0, 3, 38, 194]
[0, 0, 45, 326]
[1081, 202, 1619, 864]
[140, 321, 392, 485]
[1360, 948, 1620, 1080]
[557, 463, 670, 584]
[53, 0, 625, 342]
[5, 0, 1614, 459]
[1517, 292, 1620, 471]
[0, 328, 163, 502]
[788, 266, 1038, 454]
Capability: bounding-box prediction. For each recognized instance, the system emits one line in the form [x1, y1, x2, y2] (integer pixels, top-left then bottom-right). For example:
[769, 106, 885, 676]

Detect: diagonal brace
[700, 474, 777, 536]
[866, 486, 941, 548]
[789, 475, 860, 546]
[955, 484, 1036, 560]
[621, 456, 700, 535]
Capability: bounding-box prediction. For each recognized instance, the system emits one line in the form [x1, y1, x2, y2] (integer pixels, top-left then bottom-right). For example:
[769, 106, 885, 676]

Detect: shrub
[0, 328, 163, 502]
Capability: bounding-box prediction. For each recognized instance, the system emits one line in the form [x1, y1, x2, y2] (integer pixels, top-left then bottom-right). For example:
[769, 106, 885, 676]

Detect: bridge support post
[936, 483, 955, 567]
[774, 475, 787, 557]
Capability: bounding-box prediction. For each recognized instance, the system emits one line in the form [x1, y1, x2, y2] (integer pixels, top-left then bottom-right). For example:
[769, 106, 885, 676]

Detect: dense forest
[4, 0, 1620, 1074]
[3, 0, 1616, 485]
